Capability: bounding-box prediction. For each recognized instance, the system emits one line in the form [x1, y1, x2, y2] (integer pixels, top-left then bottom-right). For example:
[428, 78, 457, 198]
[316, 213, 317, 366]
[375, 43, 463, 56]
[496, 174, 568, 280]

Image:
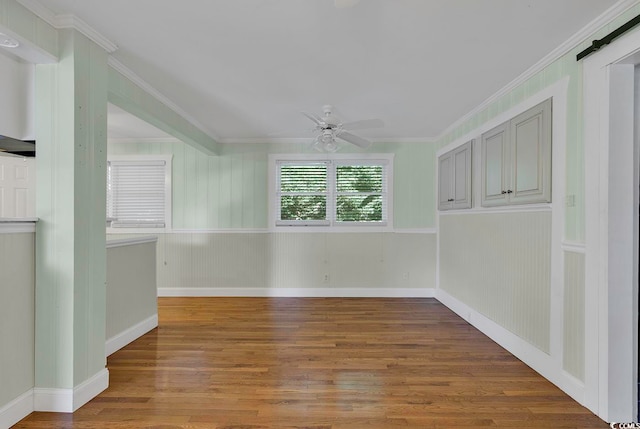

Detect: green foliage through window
[336, 165, 383, 222]
[277, 160, 388, 225]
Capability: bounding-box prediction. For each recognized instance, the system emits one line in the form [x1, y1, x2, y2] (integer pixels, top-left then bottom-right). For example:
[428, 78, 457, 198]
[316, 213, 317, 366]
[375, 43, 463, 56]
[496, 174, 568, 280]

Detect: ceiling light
[313, 133, 339, 153]
[0, 33, 19, 48]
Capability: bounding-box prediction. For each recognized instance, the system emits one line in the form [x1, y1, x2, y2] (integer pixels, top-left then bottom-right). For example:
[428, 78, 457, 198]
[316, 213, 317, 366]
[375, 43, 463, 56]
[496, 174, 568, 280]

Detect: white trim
[107, 137, 183, 145]
[15, 1, 118, 53]
[106, 314, 158, 357]
[0, 389, 33, 429]
[562, 241, 587, 254]
[549, 79, 569, 383]
[158, 287, 436, 298]
[108, 228, 435, 235]
[33, 369, 109, 413]
[271, 225, 394, 233]
[433, 0, 639, 143]
[218, 136, 435, 145]
[268, 153, 395, 232]
[54, 15, 117, 53]
[171, 228, 270, 234]
[106, 236, 158, 249]
[438, 204, 552, 216]
[107, 57, 221, 142]
[72, 369, 109, 412]
[583, 25, 640, 421]
[0, 217, 38, 222]
[393, 228, 436, 234]
[435, 289, 587, 406]
[0, 222, 36, 233]
[33, 388, 72, 413]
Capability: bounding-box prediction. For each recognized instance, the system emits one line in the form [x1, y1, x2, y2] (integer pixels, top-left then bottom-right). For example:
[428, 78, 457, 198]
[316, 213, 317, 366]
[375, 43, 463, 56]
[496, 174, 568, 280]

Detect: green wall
[436, 3, 640, 242]
[109, 140, 437, 230]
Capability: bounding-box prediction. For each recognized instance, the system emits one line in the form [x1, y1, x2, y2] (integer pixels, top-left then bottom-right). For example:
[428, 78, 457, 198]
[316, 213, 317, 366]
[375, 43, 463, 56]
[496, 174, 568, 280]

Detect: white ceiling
[37, 0, 620, 142]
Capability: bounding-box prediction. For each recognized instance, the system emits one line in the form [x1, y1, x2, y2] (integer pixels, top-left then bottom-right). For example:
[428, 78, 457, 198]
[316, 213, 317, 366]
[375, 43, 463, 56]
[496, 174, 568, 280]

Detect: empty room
[0, 0, 639, 428]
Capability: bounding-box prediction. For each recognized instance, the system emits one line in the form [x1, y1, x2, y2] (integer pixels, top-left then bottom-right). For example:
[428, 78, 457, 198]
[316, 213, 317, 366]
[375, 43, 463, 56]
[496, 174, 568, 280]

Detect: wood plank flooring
[14, 297, 608, 428]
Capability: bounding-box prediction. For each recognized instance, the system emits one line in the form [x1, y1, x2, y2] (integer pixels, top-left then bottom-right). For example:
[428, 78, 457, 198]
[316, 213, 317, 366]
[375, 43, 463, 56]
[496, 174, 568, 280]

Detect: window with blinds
[107, 158, 171, 229]
[276, 158, 390, 227]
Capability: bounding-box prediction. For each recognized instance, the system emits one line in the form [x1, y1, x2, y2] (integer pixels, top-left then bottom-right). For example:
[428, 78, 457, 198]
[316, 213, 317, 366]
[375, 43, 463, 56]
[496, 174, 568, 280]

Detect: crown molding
[107, 57, 221, 142]
[219, 137, 314, 144]
[433, 0, 640, 143]
[107, 137, 182, 145]
[55, 14, 117, 53]
[16, 0, 117, 53]
[218, 136, 434, 145]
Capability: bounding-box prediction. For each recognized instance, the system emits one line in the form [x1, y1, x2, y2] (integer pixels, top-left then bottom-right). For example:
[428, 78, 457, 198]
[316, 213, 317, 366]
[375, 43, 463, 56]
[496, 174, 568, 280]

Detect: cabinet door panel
[510, 98, 551, 204]
[0, 156, 35, 217]
[452, 141, 472, 209]
[481, 123, 508, 206]
[438, 153, 452, 210]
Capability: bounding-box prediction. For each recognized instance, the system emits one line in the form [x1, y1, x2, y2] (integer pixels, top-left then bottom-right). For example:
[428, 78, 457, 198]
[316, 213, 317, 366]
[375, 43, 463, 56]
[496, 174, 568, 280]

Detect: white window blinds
[107, 159, 168, 228]
[335, 162, 387, 223]
[275, 159, 389, 226]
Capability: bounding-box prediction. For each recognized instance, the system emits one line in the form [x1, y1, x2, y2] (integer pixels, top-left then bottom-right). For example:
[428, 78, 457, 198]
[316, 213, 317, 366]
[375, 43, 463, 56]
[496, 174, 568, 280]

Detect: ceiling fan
[302, 105, 383, 152]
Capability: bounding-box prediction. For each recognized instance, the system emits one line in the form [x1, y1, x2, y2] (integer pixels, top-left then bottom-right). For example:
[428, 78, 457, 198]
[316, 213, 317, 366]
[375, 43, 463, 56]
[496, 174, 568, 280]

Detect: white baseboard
[33, 387, 72, 413]
[158, 287, 436, 298]
[106, 314, 159, 357]
[435, 289, 586, 406]
[34, 368, 109, 413]
[0, 389, 33, 429]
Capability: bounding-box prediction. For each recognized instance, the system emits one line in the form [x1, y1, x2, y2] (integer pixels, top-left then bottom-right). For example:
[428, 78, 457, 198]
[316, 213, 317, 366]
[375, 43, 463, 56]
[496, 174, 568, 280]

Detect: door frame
[583, 27, 640, 422]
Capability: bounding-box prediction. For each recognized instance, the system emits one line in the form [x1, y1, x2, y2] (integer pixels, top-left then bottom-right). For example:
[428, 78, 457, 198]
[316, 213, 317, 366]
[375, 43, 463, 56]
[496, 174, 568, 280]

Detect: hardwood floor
[15, 297, 608, 428]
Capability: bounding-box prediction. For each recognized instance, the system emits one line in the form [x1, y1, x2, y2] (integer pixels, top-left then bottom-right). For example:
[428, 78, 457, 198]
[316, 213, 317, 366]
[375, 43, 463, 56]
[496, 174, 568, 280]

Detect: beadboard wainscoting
[563, 249, 585, 381]
[106, 237, 158, 356]
[439, 211, 552, 352]
[107, 231, 437, 297]
[0, 231, 35, 428]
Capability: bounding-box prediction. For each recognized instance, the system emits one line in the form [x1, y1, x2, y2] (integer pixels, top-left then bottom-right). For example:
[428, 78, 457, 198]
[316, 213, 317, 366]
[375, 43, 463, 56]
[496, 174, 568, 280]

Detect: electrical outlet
[566, 194, 576, 207]
[323, 274, 330, 283]
[402, 272, 409, 280]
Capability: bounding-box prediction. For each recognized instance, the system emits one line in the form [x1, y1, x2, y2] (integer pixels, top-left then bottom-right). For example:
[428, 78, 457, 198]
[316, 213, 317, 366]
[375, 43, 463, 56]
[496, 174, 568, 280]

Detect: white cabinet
[438, 140, 472, 210]
[0, 155, 35, 218]
[481, 99, 551, 207]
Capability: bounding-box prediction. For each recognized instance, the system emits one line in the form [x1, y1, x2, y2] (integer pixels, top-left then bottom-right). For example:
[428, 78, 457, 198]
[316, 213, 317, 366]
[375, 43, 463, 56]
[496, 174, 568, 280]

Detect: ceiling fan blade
[302, 112, 324, 127]
[336, 130, 372, 149]
[341, 118, 384, 131]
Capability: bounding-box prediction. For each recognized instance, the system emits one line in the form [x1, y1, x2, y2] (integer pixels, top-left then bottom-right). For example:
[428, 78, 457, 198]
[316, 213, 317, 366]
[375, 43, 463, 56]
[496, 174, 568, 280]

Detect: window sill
[270, 224, 392, 233]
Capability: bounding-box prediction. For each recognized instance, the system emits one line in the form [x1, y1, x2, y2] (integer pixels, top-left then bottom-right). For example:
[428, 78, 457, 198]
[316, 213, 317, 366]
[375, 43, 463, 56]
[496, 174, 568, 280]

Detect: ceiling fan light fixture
[324, 140, 339, 153]
[313, 134, 339, 153]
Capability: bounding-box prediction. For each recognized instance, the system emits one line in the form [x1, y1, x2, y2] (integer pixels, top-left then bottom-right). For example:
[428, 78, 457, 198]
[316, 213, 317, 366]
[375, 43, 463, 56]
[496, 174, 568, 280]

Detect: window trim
[269, 153, 394, 232]
[106, 154, 173, 233]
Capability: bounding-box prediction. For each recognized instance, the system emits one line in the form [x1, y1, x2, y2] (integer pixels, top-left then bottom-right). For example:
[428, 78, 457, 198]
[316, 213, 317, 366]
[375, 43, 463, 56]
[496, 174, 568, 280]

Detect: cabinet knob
[501, 190, 507, 194]
[507, 190, 513, 194]
[448, 198, 454, 202]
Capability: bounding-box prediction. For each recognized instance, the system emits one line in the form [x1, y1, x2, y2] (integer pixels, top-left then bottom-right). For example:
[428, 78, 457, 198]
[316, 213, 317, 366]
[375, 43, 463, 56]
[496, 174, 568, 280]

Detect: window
[272, 154, 392, 228]
[106, 156, 172, 230]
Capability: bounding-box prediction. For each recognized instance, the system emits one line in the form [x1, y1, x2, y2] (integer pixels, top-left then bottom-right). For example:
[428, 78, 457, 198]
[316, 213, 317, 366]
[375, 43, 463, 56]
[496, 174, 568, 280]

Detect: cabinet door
[438, 153, 453, 210]
[509, 98, 551, 204]
[481, 122, 509, 207]
[0, 156, 35, 217]
[452, 140, 472, 209]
